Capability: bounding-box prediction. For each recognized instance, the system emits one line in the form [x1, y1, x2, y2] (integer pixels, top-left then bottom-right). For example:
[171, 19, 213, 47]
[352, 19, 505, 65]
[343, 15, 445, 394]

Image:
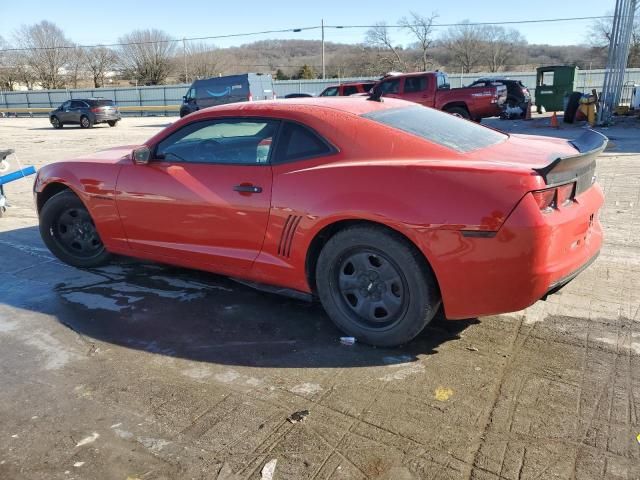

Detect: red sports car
[35, 98, 606, 346]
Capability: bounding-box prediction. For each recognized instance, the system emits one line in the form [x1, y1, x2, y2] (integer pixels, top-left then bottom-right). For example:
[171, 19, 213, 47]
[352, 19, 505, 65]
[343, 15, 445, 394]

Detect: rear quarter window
[87, 99, 114, 107]
[275, 122, 334, 162]
[362, 106, 507, 153]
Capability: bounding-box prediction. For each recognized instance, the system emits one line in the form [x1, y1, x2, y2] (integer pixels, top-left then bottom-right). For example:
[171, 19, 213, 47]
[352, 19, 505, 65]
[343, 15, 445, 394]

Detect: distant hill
[180, 39, 603, 81]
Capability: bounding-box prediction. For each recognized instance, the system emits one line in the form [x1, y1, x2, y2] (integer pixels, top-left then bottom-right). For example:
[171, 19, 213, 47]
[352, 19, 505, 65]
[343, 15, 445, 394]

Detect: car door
[378, 77, 402, 99]
[58, 101, 72, 122]
[115, 117, 278, 275]
[69, 100, 86, 123]
[401, 76, 430, 106]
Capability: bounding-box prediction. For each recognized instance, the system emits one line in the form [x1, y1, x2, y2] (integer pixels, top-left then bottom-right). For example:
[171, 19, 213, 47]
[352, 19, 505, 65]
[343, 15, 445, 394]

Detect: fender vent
[278, 215, 302, 258]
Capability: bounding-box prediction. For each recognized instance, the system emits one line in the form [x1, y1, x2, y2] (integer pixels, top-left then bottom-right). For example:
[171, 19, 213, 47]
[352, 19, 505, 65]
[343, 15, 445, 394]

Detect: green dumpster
[534, 66, 578, 113]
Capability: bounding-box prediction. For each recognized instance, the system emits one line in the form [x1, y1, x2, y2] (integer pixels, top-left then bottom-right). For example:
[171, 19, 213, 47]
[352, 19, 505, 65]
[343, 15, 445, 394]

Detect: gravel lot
[0, 114, 639, 480]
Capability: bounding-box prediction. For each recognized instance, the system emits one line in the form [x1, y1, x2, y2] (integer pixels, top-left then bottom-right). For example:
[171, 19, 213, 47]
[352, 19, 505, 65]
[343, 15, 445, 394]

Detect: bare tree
[481, 26, 526, 72]
[399, 11, 438, 71]
[66, 46, 86, 88]
[0, 36, 16, 90]
[441, 22, 488, 73]
[181, 41, 223, 81]
[117, 29, 176, 85]
[15, 21, 72, 88]
[590, 14, 640, 68]
[85, 46, 118, 87]
[365, 22, 406, 71]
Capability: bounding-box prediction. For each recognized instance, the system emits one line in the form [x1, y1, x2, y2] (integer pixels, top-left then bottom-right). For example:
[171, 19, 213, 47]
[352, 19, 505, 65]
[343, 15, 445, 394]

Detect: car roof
[474, 78, 520, 83]
[382, 71, 440, 78]
[191, 96, 412, 118]
[321, 81, 375, 89]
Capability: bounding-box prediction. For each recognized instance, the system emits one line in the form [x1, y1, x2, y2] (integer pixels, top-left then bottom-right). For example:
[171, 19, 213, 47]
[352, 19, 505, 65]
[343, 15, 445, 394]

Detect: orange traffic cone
[550, 111, 559, 128]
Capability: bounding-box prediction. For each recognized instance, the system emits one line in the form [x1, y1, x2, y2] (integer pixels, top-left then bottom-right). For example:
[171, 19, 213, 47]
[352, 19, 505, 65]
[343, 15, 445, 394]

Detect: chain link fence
[2, 70, 640, 116]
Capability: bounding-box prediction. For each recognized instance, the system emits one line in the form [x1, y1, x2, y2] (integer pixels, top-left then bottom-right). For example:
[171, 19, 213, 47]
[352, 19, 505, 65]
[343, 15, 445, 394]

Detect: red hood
[466, 133, 578, 170]
[66, 145, 138, 164]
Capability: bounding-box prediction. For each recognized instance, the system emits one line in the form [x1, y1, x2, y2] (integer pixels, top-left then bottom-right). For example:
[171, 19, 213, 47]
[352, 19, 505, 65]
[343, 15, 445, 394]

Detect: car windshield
[86, 99, 114, 107]
[362, 105, 507, 153]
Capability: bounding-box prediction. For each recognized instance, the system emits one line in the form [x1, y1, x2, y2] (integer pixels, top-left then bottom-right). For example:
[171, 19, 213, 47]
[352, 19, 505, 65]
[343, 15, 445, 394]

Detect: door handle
[233, 184, 262, 193]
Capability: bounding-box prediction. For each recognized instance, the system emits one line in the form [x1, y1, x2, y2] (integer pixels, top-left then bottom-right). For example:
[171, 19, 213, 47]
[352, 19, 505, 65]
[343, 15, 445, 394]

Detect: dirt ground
[0, 114, 639, 480]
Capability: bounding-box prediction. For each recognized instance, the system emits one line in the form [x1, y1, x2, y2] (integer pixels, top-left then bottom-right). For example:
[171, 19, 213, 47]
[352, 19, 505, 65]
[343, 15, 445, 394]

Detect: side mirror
[182, 95, 187, 102]
[132, 146, 151, 165]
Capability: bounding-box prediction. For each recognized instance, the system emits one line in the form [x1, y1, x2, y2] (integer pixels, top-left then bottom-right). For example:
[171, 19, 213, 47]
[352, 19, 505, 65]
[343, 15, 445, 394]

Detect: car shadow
[28, 125, 112, 131]
[1, 225, 478, 368]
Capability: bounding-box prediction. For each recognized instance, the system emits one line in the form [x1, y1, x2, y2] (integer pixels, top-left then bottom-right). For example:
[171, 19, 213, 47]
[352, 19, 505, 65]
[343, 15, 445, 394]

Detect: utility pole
[321, 19, 325, 79]
[183, 37, 188, 83]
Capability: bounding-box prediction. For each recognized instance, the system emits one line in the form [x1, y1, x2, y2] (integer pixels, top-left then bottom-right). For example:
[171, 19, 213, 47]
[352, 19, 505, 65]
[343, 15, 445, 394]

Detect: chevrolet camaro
[34, 97, 606, 346]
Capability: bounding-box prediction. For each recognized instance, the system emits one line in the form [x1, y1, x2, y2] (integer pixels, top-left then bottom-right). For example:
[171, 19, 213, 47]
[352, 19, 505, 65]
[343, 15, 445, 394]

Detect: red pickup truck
[373, 72, 507, 121]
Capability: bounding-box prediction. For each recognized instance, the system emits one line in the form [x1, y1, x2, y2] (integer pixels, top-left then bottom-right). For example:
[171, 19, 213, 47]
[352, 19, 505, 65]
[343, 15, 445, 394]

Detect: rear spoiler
[533, 130, 608, 191]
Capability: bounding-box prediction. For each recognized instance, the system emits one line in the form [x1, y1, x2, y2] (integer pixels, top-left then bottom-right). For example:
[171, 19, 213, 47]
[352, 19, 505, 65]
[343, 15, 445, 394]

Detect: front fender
[36, 161, 128, 251]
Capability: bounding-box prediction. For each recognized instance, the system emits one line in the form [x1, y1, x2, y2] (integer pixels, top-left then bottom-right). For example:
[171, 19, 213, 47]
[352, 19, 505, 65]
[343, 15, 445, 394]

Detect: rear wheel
[51, 116, 63, 129]
[316, 226, 440, 347]
[39, 190, 111, 268]
[107, 120, 118, 127]
[445, 106, 470, 120]
[80, 115, 93, 129]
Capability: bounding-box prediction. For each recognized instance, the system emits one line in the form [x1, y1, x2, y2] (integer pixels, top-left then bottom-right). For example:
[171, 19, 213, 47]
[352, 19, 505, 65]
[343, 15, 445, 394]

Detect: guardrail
[1, 70, 639, 116]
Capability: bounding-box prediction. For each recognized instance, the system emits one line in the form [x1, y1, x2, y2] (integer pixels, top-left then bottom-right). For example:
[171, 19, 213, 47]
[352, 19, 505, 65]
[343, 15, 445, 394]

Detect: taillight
[531, 182, 576, 212]
[91, 108, 100, 113]
[556, 183, 575, 207]
[532, 189, 556, 212]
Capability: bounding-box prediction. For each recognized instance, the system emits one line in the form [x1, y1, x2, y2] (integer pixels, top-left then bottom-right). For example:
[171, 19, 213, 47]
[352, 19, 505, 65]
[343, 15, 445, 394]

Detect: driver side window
[155, 119, 279, 165]
[379, 78, 400, 94]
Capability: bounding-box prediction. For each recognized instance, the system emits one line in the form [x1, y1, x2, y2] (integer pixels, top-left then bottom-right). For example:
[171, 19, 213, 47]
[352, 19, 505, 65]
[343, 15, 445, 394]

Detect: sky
[0, 0, 616, 49]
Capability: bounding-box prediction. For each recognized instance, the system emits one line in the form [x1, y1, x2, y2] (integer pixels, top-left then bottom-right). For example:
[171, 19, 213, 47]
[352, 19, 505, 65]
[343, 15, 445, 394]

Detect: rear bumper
[544, 250, 599, 298]
[94, 113, 121, 122]
[424, 184, 604, 319]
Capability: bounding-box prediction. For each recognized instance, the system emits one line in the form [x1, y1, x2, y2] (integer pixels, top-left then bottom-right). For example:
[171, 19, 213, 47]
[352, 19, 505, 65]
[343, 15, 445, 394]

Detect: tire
[80, 115, 93, 129]
[107, 120, 118, 127]
[50, 116, 63, 129]
[39, 190, 111, 268]
[564, 91, 582, 124]
[444, 106, 470, 120]
[316, 225, 441, 347]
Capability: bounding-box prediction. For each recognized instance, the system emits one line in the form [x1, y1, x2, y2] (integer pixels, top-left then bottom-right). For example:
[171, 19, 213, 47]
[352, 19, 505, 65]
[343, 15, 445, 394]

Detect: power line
[0, 26, 321, 53]
[0, 15, 613, 53]
[328, 15, 614, 29]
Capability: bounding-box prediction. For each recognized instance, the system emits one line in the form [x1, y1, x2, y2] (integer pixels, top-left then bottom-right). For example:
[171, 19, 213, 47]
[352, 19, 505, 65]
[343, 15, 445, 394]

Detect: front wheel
[39, 190, 111, 268]
[50, 116, 63, 129]
[316, 226, 440, 347]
